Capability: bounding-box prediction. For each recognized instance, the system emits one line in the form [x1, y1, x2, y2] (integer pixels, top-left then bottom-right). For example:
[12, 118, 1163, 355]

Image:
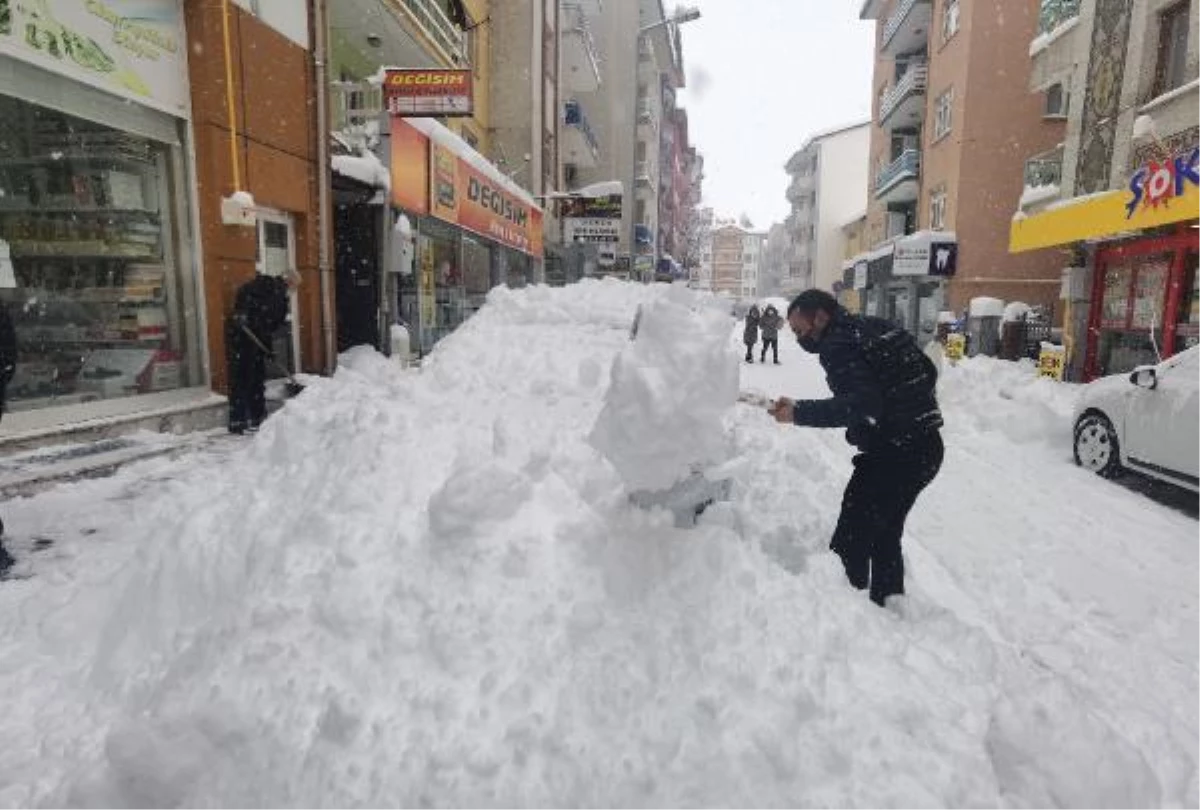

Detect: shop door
[334, 203, 380, 351]
[1123, 347, 1199, 483]
[256, 210, 300, 375]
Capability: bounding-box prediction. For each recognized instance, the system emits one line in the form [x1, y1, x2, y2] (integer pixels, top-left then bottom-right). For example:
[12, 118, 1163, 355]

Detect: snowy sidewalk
[0, 281, 1195, 808]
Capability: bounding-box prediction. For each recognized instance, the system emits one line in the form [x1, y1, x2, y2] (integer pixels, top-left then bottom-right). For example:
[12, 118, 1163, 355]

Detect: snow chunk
[969, 297, 1005, 318]
[938, 310, 958, 324]
[332, 153, 390, 190]
[589, 286, 738, 490]
[1002, 302, 1032, 323]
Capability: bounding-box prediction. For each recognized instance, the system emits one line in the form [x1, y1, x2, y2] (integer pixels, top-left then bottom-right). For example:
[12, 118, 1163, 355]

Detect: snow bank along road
[0, 281, 1195, 807]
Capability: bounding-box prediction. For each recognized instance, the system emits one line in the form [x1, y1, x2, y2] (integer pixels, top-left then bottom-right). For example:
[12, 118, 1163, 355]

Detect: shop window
[1153, 2, 1191, 97]
[1175, 250, 1199, 350]
[462, 235, 491, 311]
[1095, 254, 1172, 376]
[0, 95, 189, 410]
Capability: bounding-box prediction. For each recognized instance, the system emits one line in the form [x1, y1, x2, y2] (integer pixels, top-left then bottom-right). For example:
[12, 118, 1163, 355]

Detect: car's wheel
[1074, 412, 1123, 478]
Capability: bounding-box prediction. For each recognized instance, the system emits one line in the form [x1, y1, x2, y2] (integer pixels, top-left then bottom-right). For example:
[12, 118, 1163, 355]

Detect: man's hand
[769, 397, 795, 424]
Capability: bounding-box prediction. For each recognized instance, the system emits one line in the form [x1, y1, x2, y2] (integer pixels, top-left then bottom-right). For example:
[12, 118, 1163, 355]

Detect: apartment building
[1010, 0, 1198, 380]
[783, 121, 870, 297]
[709, 222, 766, 298]
[855, 0, 1066, 345]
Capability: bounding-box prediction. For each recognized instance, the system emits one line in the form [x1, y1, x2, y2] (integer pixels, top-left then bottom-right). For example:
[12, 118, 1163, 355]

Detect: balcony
[1036, 0, 1081, 38]
[637, 99, 657, 128]
[636, 161, 656, 189]
[785, 172, 814, 202]
[562, 2, 602, 93]
[879, 65, 928, 129]
[874, 149, 921, 202]
[1019, 146, 1064, 209]
[1029, 0, 1082, 90]
[396, 0, 466, 65]
[881, 0, 932, 57]
[563, 100, 600, 167]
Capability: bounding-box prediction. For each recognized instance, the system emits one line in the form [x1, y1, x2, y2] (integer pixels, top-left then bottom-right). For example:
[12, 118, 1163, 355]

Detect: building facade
[784, 121, 870, 297]
[0, 0, 331, 446]
[708, 222, 765, 298]
[1011, 0, 1199, 380]
[854, 0, 1067, 345]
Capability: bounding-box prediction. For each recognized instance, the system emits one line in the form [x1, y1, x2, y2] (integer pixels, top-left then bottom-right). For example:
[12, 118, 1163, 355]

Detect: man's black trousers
[830, 430, 944, 606]
[226, 321, 267, 433]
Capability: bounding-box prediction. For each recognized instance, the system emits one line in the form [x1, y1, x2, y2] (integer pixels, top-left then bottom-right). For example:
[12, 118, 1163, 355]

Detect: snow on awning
[332, 153, 390, 191]
[405, 117, 541, 212]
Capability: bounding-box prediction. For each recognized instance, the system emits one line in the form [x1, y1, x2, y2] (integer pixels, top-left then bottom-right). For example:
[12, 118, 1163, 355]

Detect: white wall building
[784, 121, 870, 294]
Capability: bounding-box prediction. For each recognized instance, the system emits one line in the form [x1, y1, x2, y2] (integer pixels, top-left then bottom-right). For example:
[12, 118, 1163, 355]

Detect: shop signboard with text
[384, 69, 473, 117]
[1011, 146, 1200, 253]
[893, 232, 958, 277]
[390, 117, 544, 257]
[428, 140, 543, 257]
[0, 0, 189, 117]
[562, 193, 622, 249]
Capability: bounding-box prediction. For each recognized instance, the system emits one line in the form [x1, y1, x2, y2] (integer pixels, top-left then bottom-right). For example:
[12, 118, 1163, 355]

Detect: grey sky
[676, 0, 875, 230]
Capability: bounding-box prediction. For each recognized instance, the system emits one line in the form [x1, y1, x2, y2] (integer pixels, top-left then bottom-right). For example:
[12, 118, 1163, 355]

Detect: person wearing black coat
[226, 270, 298, 434]
[759, 303, 782, 365]
[0, 302, 15, 572]
[743, 305, 761, 363]
[769, 289, 943, 607]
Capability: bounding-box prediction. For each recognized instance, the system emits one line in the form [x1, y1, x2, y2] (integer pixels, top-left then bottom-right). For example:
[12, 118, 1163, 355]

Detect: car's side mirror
[1130, 368, 1158, 389]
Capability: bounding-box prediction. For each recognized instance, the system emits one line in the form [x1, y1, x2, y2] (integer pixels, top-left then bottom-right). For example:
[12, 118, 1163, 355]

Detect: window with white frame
[942, 0, 960, 42]
[930, 187, 947, 230]
[934, 88, 954, 140]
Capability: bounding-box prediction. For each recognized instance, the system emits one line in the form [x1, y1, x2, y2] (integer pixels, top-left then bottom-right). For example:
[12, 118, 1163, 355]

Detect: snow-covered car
[1072, 345, 1199, 492]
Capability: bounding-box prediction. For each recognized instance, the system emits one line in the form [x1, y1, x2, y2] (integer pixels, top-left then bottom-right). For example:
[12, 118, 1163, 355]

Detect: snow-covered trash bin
[968, 296, 1005, 357]
[588, 286, 738, 526]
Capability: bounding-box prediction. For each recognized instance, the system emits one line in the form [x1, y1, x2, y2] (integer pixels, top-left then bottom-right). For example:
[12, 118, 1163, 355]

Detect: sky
[676, 0, 876, 231]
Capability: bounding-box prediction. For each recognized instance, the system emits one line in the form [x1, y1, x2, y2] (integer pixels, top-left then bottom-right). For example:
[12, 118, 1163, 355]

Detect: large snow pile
[0, 280, 1193, 808]
[589, 287, 737, 490]
[938, 355, 1081, 451]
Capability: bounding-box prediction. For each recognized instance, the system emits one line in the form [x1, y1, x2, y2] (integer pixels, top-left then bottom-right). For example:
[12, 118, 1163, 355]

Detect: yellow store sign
[1011, 147, 1200, 253]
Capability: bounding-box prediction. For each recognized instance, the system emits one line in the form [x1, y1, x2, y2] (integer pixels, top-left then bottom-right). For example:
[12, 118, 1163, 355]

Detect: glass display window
[0, 94, 189, 410]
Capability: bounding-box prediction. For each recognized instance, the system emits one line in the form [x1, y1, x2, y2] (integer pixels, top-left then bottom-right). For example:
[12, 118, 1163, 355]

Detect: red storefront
[1086, 224, 1200, 380]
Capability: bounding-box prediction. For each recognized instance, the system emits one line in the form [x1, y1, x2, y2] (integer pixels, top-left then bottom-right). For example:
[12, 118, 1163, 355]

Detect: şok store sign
[390, 116, 544, 257]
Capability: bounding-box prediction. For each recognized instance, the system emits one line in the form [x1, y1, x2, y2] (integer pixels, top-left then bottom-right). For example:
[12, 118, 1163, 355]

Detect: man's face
[789, 309, 830, 352]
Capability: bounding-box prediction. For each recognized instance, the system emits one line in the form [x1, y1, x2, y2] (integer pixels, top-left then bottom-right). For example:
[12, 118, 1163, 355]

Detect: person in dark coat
[0, 302, 15, 573]
[226, 270, 299, 434]
[743, 304, 761, 363]
[768, 289, 943, 607]
[759, 303, 782, 365]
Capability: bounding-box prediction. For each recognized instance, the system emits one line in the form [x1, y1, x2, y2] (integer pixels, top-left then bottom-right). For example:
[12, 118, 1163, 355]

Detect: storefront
[1011, 146, 1199, 381]
[389, 116, 543, 354]
[844, 230, 958, 345]
[0, 1, 200, 419]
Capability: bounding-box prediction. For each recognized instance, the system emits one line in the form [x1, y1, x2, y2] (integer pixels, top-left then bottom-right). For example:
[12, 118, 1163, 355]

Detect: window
[942, 0, 960, 41]
[1153, 2, 1191, 96]
[934, 88, 954, 139]
[1044, 83, 1068, 117]
[635, 199, 646, 224]
[930, 187, 947, 230]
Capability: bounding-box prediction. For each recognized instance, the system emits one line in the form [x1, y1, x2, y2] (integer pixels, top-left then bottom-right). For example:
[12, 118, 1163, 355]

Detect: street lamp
[639, 6, 702, 34]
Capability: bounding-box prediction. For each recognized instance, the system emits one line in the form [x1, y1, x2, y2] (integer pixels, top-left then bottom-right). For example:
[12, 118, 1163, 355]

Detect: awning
[1010, 147, 1199, 253]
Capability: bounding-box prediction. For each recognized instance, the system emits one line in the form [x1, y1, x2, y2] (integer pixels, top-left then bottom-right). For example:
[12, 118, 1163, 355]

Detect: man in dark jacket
[0, 302, 15, 573]
[769, 289, 943, 607]
[226, 270, 298, 434]
[759, 303, 782, 365]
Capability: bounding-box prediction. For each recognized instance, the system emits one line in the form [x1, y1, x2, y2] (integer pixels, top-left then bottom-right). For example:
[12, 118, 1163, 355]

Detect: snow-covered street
[0, 281, 1195, 807]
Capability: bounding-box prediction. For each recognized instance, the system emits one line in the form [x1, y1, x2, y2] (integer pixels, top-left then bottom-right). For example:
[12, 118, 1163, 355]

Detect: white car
[1073, 345, 1199, 493]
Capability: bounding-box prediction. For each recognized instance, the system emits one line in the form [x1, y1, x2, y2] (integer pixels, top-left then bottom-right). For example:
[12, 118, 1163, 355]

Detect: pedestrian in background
[743, 304, 761, 363]
[759, 303, 782, 365]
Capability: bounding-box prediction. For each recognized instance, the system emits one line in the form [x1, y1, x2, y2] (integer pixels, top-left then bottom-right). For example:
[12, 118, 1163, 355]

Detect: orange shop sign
[390, 118, 544, 257]
[384, 69, 473, 117]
